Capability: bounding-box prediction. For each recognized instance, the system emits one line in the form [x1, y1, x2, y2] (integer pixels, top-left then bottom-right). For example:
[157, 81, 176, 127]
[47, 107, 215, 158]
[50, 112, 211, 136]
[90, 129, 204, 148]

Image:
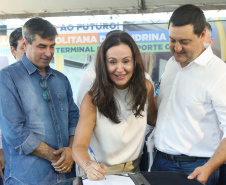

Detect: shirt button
[58, 136, 61, 140]
[52, 107, 54, 110]
[56, 121, 58, 124]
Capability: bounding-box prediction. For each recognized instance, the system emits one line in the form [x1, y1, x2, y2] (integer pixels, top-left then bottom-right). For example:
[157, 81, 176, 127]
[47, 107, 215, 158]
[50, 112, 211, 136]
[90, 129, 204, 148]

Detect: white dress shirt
[154, 46, 226, 157]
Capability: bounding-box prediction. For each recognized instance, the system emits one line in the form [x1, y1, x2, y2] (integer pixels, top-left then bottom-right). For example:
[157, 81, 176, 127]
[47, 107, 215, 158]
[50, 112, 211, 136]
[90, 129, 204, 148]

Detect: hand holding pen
[84, 145, 107, 180]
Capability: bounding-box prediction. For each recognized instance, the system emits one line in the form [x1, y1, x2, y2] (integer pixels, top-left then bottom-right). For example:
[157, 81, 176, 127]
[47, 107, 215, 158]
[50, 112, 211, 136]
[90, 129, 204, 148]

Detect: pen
[88, 145, 106, 180]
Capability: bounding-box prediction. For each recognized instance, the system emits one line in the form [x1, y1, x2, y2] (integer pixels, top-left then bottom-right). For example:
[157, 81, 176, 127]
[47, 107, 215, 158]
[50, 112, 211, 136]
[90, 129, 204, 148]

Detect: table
[53, 171, 204, 185]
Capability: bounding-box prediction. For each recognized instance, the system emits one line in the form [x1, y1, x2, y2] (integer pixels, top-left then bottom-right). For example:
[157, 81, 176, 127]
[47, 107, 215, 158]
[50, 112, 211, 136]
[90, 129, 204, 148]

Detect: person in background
[204, 22, 213, 45]
[9, 27, 25, 61]
[72, 31, 157, 180]
[76, 61, 96, 109]
[151, 4, 226, 185]
[0, 17, 79, 185]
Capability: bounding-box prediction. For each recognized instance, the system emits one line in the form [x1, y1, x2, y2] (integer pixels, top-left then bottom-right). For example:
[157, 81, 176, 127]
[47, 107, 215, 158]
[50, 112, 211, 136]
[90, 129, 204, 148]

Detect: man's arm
[68, 136, 74, 148]
[32, 141, 75, 174]
[31, 141, 60, 163]
[188, 73, 226, 184]
[188, 138, 226, 184]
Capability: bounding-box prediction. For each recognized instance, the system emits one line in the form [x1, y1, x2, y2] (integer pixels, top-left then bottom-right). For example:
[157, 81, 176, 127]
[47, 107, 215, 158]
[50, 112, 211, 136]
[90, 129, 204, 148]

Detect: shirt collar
[193, 45, 214, 66]
[21, 53, 55, 76]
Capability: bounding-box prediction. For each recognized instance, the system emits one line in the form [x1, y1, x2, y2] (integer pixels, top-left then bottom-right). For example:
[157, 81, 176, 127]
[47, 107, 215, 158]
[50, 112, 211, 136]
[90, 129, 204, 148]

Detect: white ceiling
[0, 0, 226, 19]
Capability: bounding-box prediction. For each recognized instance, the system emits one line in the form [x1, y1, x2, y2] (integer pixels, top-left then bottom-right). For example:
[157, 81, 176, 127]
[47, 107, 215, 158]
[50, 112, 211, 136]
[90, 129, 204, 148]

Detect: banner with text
[55, 30, 171, 55]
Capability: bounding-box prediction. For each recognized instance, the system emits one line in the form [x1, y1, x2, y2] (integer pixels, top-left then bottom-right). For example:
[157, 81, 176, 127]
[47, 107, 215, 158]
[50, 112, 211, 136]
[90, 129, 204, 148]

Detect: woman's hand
[85, 161, 107, 180]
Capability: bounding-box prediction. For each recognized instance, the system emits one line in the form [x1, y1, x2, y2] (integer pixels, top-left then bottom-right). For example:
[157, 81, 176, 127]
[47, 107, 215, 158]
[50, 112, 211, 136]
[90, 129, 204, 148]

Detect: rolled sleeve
[66, 76, 79, 136]
[15, 132, 41, 155]
[69, 127, 76, 136]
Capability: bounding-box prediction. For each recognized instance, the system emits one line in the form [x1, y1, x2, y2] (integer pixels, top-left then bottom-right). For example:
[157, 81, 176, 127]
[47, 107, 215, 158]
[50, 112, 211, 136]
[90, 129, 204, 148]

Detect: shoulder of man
[1, 60, 23, 71]
[0, 61, 23, 79]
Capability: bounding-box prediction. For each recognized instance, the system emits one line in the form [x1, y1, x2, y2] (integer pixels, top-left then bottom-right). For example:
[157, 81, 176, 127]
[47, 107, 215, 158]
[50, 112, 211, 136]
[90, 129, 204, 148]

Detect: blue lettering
[91, 47, 95, 52]
[66, 48, 70, 52]
[103, 23, 108, 29]
[89, 23, 95, 30]
[60, 25, 67, 31]
[80, 47, 84, 52]
[71, 47, 77, 52]
[67, 24, 74, 31]
[61, 48, 66, 53]
[109, 23, 116, 29]
[83, 26, 89, 30]
[56, 48, 60, 53]
[77, 24, 83, 30]
[85, 47, 90, 52]
[142, 45, 147, 50]
[96, 25, 102, 30]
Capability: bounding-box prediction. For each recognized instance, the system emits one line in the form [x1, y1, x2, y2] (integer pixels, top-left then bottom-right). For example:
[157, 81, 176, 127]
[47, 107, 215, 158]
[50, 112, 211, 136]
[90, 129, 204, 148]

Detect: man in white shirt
[151, 4, 226, 185]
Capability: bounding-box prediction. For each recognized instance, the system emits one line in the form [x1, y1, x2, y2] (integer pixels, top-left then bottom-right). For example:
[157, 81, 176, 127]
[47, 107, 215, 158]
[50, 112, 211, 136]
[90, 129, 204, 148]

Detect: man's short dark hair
[9, 27, 22, 50]
[23, 17, 58, 45]
[168, 4, 206, 36]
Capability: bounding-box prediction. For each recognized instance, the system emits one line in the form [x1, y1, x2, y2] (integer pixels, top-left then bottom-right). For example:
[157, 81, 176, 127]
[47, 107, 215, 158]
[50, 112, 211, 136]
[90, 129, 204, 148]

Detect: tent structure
[0, 0, 226, 19]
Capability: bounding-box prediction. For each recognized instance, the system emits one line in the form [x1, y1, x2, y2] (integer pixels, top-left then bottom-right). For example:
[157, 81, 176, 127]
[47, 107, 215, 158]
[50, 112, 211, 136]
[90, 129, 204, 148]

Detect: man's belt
[158, 150, 197, 162]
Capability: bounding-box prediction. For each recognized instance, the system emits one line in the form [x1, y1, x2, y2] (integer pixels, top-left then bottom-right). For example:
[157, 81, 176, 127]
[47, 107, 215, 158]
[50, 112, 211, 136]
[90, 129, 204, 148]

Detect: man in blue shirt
[0, 17, 79, 185]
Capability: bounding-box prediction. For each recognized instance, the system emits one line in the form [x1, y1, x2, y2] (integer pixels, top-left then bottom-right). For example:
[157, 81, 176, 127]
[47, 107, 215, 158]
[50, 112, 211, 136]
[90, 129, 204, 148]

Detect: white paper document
[82, 174, 135, 185]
